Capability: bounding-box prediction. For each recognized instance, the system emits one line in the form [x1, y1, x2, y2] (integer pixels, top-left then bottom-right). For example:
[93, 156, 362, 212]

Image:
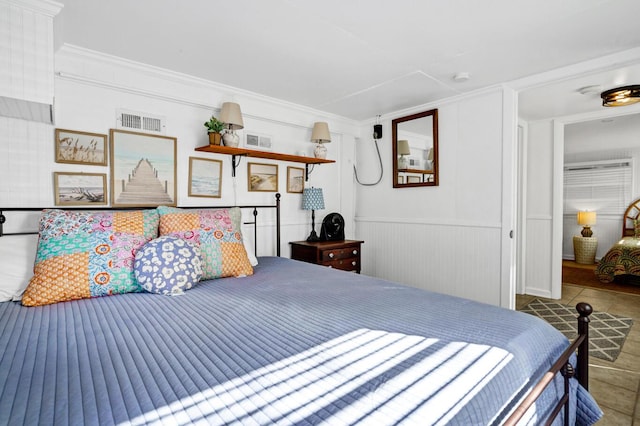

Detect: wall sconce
[301, 187, 325, 241]
[311, 122, 331, 159]
[219, 102, 244, 147]
[397, 140, 410, 169]
[577, 211, 596, 237]
[601, 85, 640, 107]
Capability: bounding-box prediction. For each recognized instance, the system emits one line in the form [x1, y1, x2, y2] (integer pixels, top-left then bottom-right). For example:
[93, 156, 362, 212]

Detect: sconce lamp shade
[577, 211, 596, 237]
[311, 122, 331, 144]
[397, 140, 411, 156]
[302, 187, 325, 211]
[601, 85, 640, 107]
[427, 147, 434, 161]
[219, 102, 244, 130]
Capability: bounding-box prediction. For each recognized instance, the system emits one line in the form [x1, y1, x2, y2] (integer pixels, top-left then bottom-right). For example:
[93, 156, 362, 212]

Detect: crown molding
[55, 44, 360, 134]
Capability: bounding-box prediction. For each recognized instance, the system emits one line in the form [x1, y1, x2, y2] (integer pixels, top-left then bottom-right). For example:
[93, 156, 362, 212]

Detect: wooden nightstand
[290, 240, 364, 273]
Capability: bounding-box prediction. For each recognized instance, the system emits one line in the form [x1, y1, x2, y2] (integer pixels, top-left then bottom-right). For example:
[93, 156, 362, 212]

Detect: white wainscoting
[524, 216, 553, 298]
[356, 218, 502, 305]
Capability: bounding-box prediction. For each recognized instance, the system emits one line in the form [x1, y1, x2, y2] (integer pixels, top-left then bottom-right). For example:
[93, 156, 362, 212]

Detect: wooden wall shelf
[195, 145, 335, 179]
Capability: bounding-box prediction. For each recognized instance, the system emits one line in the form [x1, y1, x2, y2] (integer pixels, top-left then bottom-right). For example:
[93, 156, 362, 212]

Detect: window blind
[563, 160, 632, 215]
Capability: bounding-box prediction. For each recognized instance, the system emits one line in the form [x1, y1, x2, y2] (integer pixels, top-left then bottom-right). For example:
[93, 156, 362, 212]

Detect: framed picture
[55, 128, 107, 166]
[248, 162, 278, 192]
[54, 172, 107, 206]
[286, 166, 304, 193]
[245, 133, 272, 150]
[407, 176, 421, 183]
[188, 157, 222, 198]
[110, 129, 177, 207]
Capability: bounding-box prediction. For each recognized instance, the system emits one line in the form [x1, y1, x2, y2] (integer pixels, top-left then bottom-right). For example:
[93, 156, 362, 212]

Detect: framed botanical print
[248, 162, 278, 192]
[110, 129, 177, 207]
[286, 166, 304, 193]
[54, 172, 107, 206]
[188, 157, 222, 198]
[55, 128, 108, 166]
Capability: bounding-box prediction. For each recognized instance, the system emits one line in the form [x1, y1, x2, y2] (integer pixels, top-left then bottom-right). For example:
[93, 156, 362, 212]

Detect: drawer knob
[352, 261, 357, 266]
[328, 252, 335, 258]
[352, 250, 358, 255]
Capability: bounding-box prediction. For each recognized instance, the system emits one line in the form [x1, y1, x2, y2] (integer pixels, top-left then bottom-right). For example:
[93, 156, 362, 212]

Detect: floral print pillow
[134, 236, 203, 296]
[22, 209, 159, 306]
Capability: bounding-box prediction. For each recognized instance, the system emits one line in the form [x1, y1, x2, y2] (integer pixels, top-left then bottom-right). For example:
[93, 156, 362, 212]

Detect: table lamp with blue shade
[302, 187, 324, 241]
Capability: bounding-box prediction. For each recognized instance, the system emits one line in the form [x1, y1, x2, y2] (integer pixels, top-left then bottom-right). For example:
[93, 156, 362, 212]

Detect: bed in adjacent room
[0, 197, 602, 425]
[596, 198, 640, 283]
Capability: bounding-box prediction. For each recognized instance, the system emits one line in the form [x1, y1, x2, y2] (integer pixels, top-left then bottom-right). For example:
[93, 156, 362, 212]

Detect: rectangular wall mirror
[392, 108, 438, 187]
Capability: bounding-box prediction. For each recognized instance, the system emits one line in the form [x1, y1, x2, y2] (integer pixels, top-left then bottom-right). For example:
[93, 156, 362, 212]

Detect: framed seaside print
[248, 162, 278, 192]
[55, 128, 108, 166]
[286, 166, 304, 193]
[54, 172, 107, 206]
[188, 157, 222, 198]
[110, 129, 177, 207]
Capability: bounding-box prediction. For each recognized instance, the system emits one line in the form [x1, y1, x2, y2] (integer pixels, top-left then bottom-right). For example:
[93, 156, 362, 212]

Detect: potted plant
[204, 116, 225, 146]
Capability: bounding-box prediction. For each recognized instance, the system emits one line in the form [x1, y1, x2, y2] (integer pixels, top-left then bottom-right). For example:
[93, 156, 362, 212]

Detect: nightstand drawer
[289, 240, 364, 274]
[320, 246, 360, 262]
[325, 257, 359, 272]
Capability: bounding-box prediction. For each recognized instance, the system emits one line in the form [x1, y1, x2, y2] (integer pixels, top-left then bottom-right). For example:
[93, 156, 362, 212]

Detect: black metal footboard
[505, 302, 592, 426]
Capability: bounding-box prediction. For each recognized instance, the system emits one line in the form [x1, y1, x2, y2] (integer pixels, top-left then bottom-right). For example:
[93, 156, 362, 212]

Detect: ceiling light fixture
[600, 85, 640, 107]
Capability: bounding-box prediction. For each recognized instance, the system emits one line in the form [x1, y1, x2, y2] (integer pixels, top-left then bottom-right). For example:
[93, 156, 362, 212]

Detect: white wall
[354, 89, 511, 306]
[0, 44, 361, 257]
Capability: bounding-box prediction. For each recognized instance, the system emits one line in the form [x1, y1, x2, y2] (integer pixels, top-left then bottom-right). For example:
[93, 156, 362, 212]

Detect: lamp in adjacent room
[301, 187, 324, 241]
[311, 122, 331, 159]
[601, 85, 640, 107]
[219, 102, 244, 147]
[577, 211, 596, 237]
[397, 140, 410, 169]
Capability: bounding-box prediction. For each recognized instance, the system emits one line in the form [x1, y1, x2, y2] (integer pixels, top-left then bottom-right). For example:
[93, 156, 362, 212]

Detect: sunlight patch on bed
[123, 329, 513, 426]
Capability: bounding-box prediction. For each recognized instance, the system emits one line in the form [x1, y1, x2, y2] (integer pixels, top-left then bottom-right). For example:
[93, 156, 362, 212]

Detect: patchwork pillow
[134, 236, 203, 295]
[157, 206, 253, 279]
[22, 209, 159, 307]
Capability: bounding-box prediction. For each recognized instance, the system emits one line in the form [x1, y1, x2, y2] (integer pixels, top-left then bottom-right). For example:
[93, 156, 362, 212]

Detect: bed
[596, 198, 640, 283]
[0, 196, 602, 425]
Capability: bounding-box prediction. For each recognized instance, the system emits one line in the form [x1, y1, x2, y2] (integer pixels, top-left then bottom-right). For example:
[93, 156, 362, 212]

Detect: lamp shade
[601, 85, 640, 107]
[427, 147, 434, 161]
[311, 122, 331, 144]
[219, 102, 244, 130]
[397, 140, 410, 156]
[577, 211, 596, 226]
[301, 187, 324, 211]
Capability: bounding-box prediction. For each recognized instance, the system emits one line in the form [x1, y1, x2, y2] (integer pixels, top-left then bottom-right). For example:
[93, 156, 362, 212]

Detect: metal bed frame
[0, 191, 593, 425]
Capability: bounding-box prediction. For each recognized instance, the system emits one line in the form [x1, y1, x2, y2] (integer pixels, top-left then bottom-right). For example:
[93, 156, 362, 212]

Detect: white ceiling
[54, 0, 640, 121]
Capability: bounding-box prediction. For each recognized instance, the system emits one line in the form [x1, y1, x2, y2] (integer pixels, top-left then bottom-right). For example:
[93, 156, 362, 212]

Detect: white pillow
[0, 234, 38, 302]
[242, 226, 259, 266]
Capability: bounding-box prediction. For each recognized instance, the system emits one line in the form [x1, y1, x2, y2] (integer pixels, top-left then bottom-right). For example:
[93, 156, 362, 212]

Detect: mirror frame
[392, 108, 439, 188]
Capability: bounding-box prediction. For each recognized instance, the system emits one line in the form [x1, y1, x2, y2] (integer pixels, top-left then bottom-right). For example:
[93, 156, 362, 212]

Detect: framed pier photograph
[110, 129, 177, 207]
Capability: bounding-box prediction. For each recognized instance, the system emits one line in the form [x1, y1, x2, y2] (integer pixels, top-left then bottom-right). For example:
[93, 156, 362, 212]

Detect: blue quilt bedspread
[0, 257, 602, 425]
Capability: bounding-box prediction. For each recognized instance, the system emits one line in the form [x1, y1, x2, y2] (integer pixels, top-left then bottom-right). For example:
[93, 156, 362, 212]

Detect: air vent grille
[117, 109, 165, 134]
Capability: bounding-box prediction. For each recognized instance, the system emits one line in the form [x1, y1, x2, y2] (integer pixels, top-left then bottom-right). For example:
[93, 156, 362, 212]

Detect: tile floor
[517, 283, 640, 425]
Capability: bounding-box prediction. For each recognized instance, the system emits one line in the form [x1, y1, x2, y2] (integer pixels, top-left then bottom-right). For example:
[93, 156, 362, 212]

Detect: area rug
[520, 299, 633, 362]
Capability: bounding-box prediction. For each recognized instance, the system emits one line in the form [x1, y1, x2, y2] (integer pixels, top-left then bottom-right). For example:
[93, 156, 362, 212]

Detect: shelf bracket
[231, 154, 244, 177]
[305, 164, 315, 181]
